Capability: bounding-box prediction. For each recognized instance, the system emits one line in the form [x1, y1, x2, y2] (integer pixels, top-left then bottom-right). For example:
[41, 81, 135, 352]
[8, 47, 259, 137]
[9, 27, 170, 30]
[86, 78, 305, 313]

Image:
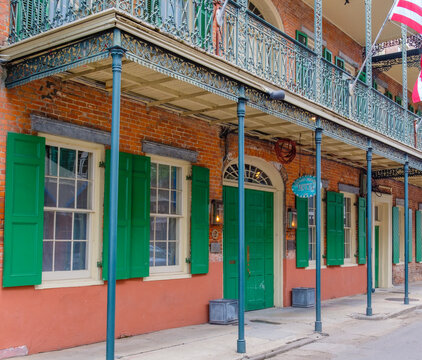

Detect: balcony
[7, 0, 422, 150]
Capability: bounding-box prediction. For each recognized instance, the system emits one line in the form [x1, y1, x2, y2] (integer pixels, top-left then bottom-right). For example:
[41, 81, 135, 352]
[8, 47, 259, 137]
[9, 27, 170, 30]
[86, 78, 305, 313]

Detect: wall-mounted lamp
[287, 208, 297, 229]
[211, 200, 224, 225]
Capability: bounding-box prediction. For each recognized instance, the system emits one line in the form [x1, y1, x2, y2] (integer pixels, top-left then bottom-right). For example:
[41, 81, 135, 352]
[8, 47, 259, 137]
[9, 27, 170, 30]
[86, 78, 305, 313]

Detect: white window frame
[145, 155, 190, 280]
[306, 190, 326, 269]
[342, 192, 357, 265]
[36, 134, 104, 289]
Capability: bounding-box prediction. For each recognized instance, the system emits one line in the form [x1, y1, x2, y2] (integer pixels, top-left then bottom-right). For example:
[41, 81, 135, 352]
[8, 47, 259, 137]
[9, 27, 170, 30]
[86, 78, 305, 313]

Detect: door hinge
[186, 174, 192, 181]
[99, 161, 106, 168]
[185, 257, 192, 263]
[97, 261, 103, 268]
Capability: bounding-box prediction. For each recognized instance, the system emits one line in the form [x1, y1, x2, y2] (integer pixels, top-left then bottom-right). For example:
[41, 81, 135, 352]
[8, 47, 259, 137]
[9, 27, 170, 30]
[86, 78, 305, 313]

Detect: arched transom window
[224, 164, 273, 186]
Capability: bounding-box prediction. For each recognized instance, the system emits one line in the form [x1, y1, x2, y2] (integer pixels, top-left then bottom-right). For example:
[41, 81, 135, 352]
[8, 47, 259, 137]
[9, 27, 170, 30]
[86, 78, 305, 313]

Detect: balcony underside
[55, 56, 422, 187]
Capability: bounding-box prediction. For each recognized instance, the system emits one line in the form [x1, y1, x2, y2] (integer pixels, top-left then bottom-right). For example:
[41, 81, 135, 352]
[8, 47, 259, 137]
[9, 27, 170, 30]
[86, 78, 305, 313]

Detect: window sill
[340, 263, 358, 268]
[143, 272, 192, 282]
[305, 265, 327, 270]
[35, 278, 104, 290]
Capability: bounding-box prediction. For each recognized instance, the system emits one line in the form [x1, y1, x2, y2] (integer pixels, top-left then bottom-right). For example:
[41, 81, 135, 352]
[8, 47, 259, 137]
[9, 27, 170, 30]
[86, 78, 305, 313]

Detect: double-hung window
[343, 195, 354, 263]
[149, 158, 187, 274]
[308, 196, 316, 261]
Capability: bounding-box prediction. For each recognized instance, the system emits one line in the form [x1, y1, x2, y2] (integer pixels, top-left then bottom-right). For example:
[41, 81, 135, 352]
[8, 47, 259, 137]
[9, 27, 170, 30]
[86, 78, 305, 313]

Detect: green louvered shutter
[130, 155, 151, 278]
[408, 209, 413, 263]
[191, 165, 210, 274]
[103, 151, 133, 280]
[358, 197, 366, 264]
[197, 0, 212, 49]
[416, 210, 422, 262]
[3, 133, 45, 287]
[296, 196, 309, 268]
[326, 191, 344, 266]
[103, 151, 151, 280]
[392, 206, 400, 264]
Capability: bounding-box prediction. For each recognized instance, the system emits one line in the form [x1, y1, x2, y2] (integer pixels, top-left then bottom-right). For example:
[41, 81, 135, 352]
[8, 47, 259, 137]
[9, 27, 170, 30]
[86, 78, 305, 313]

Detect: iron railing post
[404, 154, 409, 305]
[315, 119, 322, 332]
[366, 140, 373, 316]
[106, 29, 125, 360]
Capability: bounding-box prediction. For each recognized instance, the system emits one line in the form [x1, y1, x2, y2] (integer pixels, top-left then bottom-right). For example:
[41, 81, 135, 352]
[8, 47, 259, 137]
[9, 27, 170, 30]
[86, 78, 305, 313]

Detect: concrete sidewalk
[11, 283, 422, 360]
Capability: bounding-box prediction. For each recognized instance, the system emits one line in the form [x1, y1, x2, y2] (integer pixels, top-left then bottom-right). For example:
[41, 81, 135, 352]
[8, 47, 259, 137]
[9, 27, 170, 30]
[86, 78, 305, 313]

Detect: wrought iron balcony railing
[8, 0, 421, 150]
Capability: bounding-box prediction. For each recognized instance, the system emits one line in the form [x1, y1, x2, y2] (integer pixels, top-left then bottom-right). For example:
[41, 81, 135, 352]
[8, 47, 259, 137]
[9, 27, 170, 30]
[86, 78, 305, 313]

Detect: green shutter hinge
[185, 257, 192, 263]
[97, 261, 103, 268]
[186, 174, 192, 181]
[99, 161, 106, 168]
[322, 254, 326, 259]
[354, 253, 359, 258]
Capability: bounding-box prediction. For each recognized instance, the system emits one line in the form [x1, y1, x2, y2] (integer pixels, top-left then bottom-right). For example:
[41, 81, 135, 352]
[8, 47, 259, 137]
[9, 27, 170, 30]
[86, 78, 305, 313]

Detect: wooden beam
[211, 112, 264, 124]
[182, 103, 236, 116]
[146, 91, 209, 107]
[105, 76, 173, 91]
[62, 60, 131, 80]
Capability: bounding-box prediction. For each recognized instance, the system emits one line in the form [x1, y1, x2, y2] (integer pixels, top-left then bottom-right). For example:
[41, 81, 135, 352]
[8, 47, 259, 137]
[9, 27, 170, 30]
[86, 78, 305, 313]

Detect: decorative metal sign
[292, 175, 317, 198]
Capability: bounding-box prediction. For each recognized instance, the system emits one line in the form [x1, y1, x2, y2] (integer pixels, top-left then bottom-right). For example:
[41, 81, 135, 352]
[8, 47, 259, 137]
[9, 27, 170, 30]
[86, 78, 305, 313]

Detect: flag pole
[350, 0, 399, 94]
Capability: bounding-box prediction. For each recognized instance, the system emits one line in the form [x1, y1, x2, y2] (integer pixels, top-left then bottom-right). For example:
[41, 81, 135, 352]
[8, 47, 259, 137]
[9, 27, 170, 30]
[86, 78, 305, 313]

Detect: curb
[351, 303, 422, 320]
[241, 333, 324, 360]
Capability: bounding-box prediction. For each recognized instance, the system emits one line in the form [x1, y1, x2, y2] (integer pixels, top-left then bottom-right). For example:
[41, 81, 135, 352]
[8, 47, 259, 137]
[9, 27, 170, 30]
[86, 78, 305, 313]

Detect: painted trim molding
[142, 140, 198, 162]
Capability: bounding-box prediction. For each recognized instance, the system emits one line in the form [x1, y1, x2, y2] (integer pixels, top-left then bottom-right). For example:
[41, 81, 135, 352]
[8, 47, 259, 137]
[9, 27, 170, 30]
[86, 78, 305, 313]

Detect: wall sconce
[211, 200, 224, 225]
[287, 208, 297, 229]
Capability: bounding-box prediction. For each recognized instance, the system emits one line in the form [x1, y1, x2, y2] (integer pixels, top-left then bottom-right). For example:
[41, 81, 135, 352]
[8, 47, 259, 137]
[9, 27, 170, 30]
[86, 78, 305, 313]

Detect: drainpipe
[315, 119, 322, 332]
[106, 29, 125, 360]
[366, 140, 373, 316]
[237, 85, 247, 354]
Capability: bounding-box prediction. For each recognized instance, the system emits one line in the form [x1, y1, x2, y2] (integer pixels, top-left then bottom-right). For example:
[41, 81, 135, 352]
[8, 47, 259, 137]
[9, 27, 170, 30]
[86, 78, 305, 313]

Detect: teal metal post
[237, 86, 247, 354]
[106, 30, 125, 360]
[366, 141, 373, 316]
[404, 155, 409, 305]
[315, 119, 322, 332]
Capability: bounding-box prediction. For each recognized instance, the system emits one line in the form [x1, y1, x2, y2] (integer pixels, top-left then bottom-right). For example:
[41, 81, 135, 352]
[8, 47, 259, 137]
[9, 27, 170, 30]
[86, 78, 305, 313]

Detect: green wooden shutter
[103, 151, 151, 280]
[191, 165, 210, 274]
[130, 155, 151, 278]
[408, 209, 413, 263]
[295, 30, 308, 47]
[358, 197, 366, 264]
[326, 191, 344, 266]
[416, 210, 422, 262]
[3, 133, 45, 287]
[296, 196, 309, 268]
[392, 206, 400, 264]
[103, 151, 132, 280]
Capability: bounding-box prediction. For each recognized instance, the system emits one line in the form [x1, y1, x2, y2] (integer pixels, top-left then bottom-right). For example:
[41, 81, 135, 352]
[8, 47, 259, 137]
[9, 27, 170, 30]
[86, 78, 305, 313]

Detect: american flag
[390, 0, 422, 34]
[412, 58, 422, 103]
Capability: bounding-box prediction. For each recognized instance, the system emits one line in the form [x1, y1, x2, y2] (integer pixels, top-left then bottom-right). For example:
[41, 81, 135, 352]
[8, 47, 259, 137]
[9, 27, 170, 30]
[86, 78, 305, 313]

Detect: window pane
[155, 242, 167, 266]
[150, 188, 157, 214]
[158, 164, 170, 189]
[151, 163, 157, 188]
[73, 242, 87, 270]
[43, 241, 53, 271]
[76, 180, 91, 209]
[45, 146, 58, 176]
[168, 242, 177, 266]
[59, 148, 76, 178]
[77, 151, 91, 179]
[55, 212, 73, 240]
[74, 213, 87, 240]
[171, 166, 180, 190]
[150, 217, 155, 240]
[44, 211, 55, 239]
[169, 218, 177, 240]
[170, 190, 181, 215]
[155, 217, 167, 240]
[58, 179, 75, 208]
[44, 178, 57, 207]
[54, 241, 71, 271]
[149, 242, 154, 266]
[158, 189, 170, 214]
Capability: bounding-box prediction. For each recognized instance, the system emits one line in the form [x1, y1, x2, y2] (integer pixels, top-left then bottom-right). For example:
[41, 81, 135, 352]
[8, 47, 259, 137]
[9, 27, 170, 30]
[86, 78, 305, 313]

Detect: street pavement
[8, 283, 422, 360]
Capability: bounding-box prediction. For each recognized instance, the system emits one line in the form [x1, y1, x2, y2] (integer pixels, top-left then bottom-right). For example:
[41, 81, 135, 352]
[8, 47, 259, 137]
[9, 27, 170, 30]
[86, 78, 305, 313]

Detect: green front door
[375, 226, 380, 288]
[223, 186, 274, 311]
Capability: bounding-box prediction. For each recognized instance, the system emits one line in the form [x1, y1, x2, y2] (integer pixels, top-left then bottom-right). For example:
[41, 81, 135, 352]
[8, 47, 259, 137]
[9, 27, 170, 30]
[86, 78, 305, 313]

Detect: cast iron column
[315, 119, 322, 332]
[366, 140, 373, 316]
[106, 29, 125, 360]
[237, 86, 247, 353]
[404, 155, 409, 304]
[314, 0, 322, 102]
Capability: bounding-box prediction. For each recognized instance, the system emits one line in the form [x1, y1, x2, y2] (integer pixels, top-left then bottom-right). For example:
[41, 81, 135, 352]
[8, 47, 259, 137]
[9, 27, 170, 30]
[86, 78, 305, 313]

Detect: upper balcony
[6, 0, 422, 151]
